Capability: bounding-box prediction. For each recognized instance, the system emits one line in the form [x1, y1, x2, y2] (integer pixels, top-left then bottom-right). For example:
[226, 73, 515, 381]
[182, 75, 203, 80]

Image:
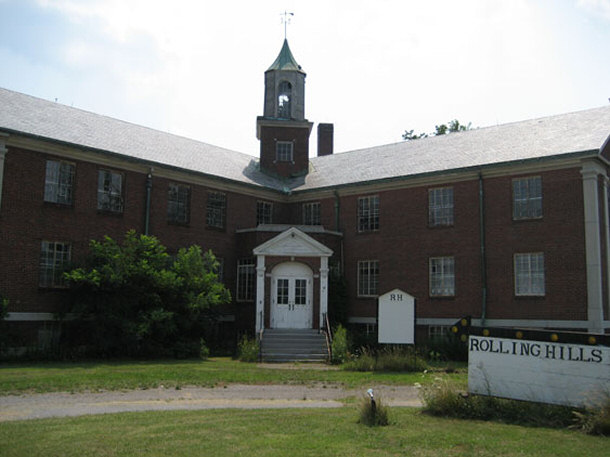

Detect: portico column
[320, 256, 329, 328]
[0, 134, 8, 211]
[255, 255, 266, 333]
[581, 162, 605, 333]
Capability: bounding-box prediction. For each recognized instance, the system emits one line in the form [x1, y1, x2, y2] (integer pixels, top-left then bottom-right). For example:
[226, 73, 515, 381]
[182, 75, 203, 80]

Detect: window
[428, 325, 451, 341]
[44, 160, 75, 205]
[513, 176, 542, 220]
[357, 260, 379, 297]
[39, 241, 71, 288]
[206, 191, 227, 229]
[302, 202, 321, 225]
[276, 141, 293, 163]
[514, 253, 545, 296]
[237, 258, 255, 301]
[295, 279, 307, 305]
[358, 195, 379, 232]
[256, 201, 273, 225]
[278, 81, 292, 119]
[167, 184, 190, 224]
[429, 256, 455, 296]
[277, 278, 289, 305]
[97, 169, 123, 213]
[429, 187, 454, 226]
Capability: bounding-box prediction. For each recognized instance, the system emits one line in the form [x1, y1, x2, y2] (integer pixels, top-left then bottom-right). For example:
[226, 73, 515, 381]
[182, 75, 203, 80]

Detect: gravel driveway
[0, 384, 422, 422]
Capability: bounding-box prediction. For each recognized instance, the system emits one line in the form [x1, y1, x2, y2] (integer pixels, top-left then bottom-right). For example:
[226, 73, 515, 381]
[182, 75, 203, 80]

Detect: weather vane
[281, 11, 294, 40]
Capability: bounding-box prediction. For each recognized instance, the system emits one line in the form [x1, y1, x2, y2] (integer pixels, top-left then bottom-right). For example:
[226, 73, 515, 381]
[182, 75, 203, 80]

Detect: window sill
[97, 209, 124, 217]
[168, 220, 190, 227]
[43, 201, 74, 209]
[206, 225, 226, 232]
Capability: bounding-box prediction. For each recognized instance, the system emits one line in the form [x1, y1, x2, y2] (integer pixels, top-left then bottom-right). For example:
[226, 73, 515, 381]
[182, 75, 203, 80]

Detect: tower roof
[266, 39, 305, 73]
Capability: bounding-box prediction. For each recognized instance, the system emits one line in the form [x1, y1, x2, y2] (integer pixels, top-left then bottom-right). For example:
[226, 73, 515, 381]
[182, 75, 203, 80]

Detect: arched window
[278, 81, 292, 119]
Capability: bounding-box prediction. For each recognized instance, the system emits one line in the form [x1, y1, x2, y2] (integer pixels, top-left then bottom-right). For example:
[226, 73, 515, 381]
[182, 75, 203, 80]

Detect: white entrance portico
[253, 227, 333, 332]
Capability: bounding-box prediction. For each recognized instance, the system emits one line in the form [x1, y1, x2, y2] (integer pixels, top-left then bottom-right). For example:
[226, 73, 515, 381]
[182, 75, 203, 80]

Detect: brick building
[1, 40, 609, 351]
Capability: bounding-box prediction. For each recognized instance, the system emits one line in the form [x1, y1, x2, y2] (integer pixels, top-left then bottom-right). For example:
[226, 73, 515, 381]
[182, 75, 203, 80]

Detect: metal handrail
[258, 311, 264, 362]
[323, 312, 333, 363]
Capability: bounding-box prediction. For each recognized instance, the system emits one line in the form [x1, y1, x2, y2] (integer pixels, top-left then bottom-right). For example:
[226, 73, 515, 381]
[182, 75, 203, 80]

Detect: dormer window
[278, 81, 292, 119]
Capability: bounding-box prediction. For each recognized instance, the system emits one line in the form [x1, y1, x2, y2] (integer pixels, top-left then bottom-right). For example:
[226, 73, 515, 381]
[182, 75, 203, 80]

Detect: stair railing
[323, 312, 333, 363]
[258, 311, 264, 362]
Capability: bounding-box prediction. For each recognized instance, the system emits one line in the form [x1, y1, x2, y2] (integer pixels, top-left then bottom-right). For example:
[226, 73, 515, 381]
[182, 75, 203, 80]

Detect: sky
[0, 0, 609, 157]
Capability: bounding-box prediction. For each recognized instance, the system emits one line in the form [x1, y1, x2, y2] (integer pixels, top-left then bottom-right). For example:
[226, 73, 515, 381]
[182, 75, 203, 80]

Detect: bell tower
[257, 40, 313, 178]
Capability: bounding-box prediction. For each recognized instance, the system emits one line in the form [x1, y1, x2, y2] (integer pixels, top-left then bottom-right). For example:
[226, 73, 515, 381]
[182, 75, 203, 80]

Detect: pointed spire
[267, 39, 305, 73]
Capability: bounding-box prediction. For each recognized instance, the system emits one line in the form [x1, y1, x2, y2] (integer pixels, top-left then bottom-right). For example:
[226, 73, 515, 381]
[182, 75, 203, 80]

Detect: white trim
[581, 161, 605, 333]
[255, 255, 266, 332]
[349, 316, 610, 330]
[603, 176, 610, 324]
[253, 227, 333, 257]
[320, 257, 329, 327]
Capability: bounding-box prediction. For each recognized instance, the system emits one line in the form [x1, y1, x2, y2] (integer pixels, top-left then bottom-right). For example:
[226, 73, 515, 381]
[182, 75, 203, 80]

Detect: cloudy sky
[1, 0, 609, 156]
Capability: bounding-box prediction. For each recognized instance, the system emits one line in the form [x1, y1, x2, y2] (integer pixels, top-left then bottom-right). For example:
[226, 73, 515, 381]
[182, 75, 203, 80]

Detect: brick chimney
[317, 123, 334, 157]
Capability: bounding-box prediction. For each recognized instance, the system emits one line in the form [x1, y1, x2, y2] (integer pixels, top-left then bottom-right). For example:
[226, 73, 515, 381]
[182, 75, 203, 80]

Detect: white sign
[468, 335, 609, 407]
[378, 289, 415, 344]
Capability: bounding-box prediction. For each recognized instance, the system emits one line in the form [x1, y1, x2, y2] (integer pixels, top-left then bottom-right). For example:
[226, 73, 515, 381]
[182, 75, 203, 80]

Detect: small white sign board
[378, 289, 415, 344]
[468, 335, 609, 407]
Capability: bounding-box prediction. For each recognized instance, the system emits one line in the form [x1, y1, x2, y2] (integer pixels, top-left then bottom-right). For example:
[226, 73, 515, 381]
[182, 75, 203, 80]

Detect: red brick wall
[259, 125, 310, 177]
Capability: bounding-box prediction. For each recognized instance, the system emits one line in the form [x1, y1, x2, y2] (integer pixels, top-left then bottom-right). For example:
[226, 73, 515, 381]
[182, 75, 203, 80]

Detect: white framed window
[295, 279, 307, 305]
[302, 202, 321, 225]
[513, 176, 542, 220]
[39, 241, 71, 288]
[97, 169, 123, 213]
[216, 257, 225, 283]
[236, 258, 255, 301]
[277, 278, 289, 305]
[206, 191, 227, 229]
[256, 201, 273, 225]
[358, 195, 379, 232]
[278, 81, 292, 119]
[276, 141, 294, 162]
[167, 183, 190, 224]
[357, 260, 379, 297]
[429, 257, 455, 297]
[44, 160, 75, 205]
[428, 187, 454, 226]
[514, 253, 545, 296]
[428, 325, 451, 341]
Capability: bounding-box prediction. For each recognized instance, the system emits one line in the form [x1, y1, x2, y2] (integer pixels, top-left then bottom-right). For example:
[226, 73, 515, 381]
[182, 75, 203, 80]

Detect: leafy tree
[63, 230, 230, 358]
[403, 119, 472, 141]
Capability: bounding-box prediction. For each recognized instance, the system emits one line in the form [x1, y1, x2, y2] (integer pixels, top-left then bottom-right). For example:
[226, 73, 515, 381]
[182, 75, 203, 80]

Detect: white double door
[271, 262, 313, 329]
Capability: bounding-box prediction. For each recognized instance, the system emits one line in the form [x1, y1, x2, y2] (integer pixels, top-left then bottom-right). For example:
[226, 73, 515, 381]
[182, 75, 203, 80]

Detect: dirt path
[0, 384, 422, 422]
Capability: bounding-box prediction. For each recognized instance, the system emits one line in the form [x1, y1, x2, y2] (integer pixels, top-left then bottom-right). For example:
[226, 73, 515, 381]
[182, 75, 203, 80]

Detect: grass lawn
[0, 357, 466, 394]
[1, 407, 606, 457]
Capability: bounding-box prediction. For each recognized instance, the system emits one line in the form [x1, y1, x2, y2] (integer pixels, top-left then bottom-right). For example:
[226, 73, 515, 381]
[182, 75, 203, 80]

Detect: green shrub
[237, 335, 259, 363]
[345, 346, 428, 372]
[358, 394, 389, 427]
[421, 381, 575, 428]
[331, 325, 349, 364]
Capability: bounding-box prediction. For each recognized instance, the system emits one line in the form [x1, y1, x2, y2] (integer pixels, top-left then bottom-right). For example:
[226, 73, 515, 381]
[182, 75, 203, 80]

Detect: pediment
[253, 227, 333, 257]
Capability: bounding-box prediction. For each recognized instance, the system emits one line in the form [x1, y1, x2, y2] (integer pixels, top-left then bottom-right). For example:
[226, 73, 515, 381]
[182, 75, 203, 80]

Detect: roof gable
[253, 227, 333, 257]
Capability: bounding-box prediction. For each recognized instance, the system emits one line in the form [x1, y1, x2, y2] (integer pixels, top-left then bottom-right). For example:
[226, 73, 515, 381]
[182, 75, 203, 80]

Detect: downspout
[144, 170, 153, 236]
[478, 173, 487, 326]
[334, 190, 341, 232]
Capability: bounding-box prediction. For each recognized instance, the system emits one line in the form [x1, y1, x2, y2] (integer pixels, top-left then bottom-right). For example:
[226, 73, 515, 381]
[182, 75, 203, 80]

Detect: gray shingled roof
[0, 87, 282, 190]
[1, 87, 609, 195]
[301, 105, 610, 192]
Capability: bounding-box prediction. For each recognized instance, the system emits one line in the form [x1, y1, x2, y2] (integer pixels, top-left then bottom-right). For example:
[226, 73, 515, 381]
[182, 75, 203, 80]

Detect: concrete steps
[261, 329, 329, 363]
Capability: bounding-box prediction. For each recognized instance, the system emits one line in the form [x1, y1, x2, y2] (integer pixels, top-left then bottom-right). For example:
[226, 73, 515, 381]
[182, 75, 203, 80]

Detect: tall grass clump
[236, 335, 259, 362]
[358, 394, 389, 427]
[572, 390, 610, 436]
[345, 346, 427, 372]
[421, 381, 575, 429]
